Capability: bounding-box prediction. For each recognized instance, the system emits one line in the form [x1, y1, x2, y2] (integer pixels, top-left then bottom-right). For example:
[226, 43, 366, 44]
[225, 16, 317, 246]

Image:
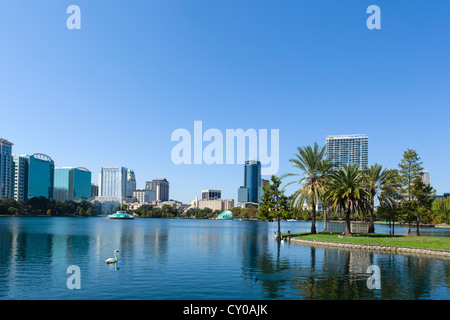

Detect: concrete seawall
[287, 237, 450, 258]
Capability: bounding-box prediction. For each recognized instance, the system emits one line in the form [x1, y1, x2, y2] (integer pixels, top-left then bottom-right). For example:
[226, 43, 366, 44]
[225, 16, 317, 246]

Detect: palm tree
[364, 164, 399, 233]
[318, 159, 336, 232]
[324, 164, 371, 237]
[282, 143, 328, 234]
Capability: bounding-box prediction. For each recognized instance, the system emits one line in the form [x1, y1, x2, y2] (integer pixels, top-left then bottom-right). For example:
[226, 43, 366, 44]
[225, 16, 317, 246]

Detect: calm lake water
[1, 217, 450, 300]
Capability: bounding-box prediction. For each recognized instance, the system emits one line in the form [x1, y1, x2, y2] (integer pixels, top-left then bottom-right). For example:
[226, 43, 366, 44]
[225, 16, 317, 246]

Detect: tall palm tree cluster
[283, 143, 399, 237]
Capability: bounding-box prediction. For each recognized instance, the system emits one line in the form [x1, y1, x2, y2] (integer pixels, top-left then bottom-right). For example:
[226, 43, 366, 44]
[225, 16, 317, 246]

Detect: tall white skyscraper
[98, 167, 128, 201]
[13, 155, 28, 201]
[0, 138, 14, 199]
[421, 170, 431, 185]
[326, 134, 368, 170]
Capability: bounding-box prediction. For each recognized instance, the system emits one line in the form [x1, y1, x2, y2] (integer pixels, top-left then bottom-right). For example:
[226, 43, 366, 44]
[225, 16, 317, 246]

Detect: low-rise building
[191, 197, 234, 211]
[133, 189, 156, 204]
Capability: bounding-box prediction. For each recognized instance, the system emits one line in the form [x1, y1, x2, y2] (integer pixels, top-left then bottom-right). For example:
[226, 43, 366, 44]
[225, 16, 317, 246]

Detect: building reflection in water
[1, 218, 450, 299]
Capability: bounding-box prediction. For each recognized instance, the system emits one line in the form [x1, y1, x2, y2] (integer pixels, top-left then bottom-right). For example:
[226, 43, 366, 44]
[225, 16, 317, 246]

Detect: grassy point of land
[284, 232, 450, 251]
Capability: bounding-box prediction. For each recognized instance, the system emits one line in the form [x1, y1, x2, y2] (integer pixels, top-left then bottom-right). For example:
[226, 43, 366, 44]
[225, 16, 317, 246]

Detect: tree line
[0, 196, 98, 216]
[259, 144, 442, 239]
[126, 203, 261, 219]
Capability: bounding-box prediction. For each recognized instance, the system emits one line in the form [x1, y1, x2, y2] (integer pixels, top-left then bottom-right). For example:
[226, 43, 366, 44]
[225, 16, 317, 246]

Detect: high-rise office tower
[326, 134, 368, 170]
[145, 178, 169, 202]
[127, 169, 136, 198]
[98, 167, 128, 201]
[54, 167, 91, 202]
[14, 153, 55, 200]
[0, 138, 14, 199]
[245, 159, 262, 203]
[237, 160, 262, 204]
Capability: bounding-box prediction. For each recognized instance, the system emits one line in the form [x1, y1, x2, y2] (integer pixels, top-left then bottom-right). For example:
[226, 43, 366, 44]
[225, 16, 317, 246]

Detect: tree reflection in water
[250, 242, 450, 300]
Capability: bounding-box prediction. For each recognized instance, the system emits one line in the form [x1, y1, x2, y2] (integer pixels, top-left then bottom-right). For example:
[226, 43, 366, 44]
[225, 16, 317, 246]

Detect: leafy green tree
[162, 204, 179, 217]
[77, 207, 86, 216]
[246, 205, 258, 218]
[411, 177, 435, 235]
[324, 164, 371, 237]
[259, 175, 289, 240]
[432, 197, 450, 224]
[282, 143, 329, 234]
[230, 206, 241, 217]
[397, 149, 432, 235]
[27, 197, 49, 215]
[398, 149, 423, 202]
[134, 204, 153, 216]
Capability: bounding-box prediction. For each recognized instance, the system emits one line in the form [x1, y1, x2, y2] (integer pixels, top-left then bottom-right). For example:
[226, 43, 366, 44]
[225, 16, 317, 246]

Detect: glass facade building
[0, 138, 14, 199]
[237, 160, 262, 204]
[23, 153, 55, 200]
[237, 186, 249, 203]
[245, 160, 262, 203]
[54, 167, 91, 202]
[326, 135, 368, 170]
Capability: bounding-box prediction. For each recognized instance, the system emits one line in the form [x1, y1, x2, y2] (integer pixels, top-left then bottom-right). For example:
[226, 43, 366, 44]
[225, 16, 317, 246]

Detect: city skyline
[0, 133, 443, 205]
[1, 1, 449, 204]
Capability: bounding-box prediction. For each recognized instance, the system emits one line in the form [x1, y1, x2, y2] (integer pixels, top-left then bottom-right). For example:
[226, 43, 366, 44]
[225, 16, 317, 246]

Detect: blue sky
[1, 1, 449, 203]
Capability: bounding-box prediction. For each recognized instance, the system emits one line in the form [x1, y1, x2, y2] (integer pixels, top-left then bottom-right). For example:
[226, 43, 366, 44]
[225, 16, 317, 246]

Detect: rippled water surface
[1, 217, 449, 300]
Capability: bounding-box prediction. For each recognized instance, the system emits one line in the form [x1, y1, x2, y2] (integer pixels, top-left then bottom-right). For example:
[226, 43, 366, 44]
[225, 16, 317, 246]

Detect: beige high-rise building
[146, 178, 169, 201]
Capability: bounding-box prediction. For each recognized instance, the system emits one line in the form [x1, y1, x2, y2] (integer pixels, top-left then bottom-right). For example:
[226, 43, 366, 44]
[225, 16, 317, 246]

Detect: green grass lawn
[284, 232, 450, 251]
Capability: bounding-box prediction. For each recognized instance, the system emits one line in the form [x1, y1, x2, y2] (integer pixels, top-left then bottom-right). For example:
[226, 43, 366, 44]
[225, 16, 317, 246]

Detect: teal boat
[107, 211, 134, 219]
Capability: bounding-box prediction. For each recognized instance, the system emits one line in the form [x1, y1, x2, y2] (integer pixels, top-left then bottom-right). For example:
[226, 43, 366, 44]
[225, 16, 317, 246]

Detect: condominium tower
[326, 135, 368, 169]
[0, 138, 14, 199]
[13, 155, 28, 201]
[98, 167, 128, 201]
